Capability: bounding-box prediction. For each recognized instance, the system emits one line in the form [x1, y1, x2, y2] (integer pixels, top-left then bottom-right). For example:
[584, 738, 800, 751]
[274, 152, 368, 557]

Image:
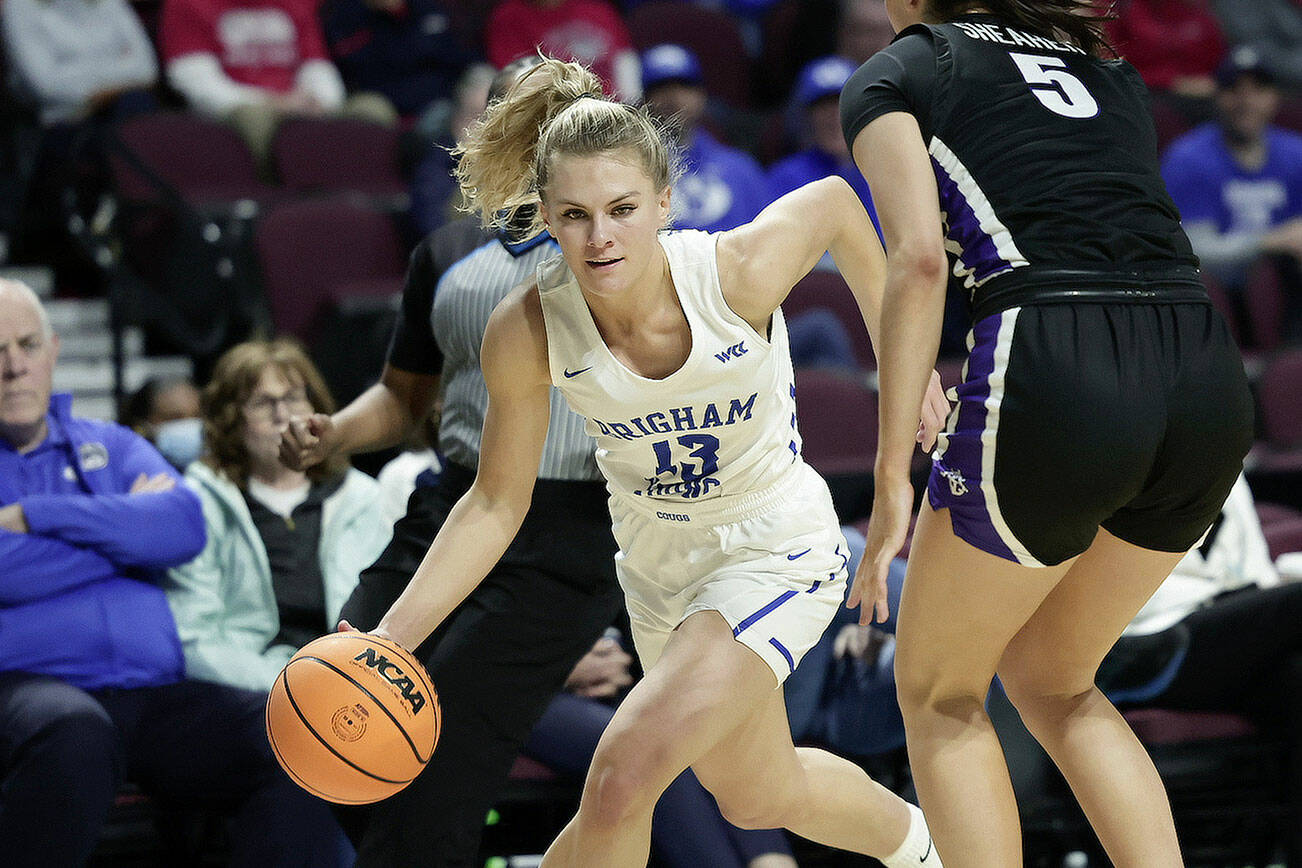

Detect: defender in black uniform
[840, 2, 1253, 865]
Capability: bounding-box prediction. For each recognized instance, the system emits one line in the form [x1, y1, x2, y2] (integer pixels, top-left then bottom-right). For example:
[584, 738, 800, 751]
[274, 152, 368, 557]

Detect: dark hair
[926, 0, 1114, 58]
[119, 375, 196, 433]
[200, 338, 346, 486]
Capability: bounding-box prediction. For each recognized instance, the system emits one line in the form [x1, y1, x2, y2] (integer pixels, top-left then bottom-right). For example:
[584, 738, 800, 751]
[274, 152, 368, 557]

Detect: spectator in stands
[768, 56, 880, 241]
[120, 376, 203, 470]
[835, 0, 896, 65]
[485, 0, 640, 101]
[640, 44, 769, 234]
[1, 0, 157, 127]
[770, 0, 895, 107]
[1092, 475, 1302, 862]
[1212, 0, 1302, 94]
[1162, 47, 1302, 343]
[165, 339, 392, 691]
[2, 0, 159, 291]
[160, 0, 398, 163]
[1107, 0, 1225, 101]
[409, 62, 497, 235]
[321, 0, 480, 120]
[0, 279, 347, 867]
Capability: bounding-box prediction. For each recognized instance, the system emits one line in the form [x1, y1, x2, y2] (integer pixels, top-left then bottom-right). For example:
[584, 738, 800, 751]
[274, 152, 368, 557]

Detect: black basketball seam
[296, 655, 429, 764]
[268, 671, 388, 804]
[281, 664, 414, 783]
[319, 633, 439, 763]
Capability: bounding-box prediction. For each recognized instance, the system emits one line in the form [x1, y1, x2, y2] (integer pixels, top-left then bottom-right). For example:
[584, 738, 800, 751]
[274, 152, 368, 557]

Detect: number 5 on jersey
[1010, 52, 1099, 119]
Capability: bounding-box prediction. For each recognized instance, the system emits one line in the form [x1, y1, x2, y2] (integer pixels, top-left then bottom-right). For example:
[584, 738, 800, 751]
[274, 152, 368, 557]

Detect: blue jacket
[767, 148, 884, 242]
[0, 394, 205, 690]
[673, 129, 772, 234]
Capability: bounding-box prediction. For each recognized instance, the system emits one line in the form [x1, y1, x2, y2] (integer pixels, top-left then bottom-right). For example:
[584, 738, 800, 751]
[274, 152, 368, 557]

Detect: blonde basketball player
[361, 57, 946, 867]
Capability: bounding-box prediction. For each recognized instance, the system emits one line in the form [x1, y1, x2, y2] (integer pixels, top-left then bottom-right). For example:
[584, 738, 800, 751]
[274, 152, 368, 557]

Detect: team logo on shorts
[938, 466, 968, 496]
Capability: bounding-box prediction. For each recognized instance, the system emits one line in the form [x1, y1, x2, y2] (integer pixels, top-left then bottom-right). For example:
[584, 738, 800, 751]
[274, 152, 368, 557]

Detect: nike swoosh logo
[921, 837, 933, 862]
[563, 366, 593, 378]
[787, 548, 811, 560]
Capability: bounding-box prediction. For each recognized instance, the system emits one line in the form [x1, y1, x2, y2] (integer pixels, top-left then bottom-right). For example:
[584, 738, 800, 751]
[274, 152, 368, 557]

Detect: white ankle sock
[880, 803, 941, 867]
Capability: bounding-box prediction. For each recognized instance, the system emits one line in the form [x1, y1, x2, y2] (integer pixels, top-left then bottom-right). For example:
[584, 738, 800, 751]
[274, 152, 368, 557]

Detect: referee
[279, 60, 622, 868]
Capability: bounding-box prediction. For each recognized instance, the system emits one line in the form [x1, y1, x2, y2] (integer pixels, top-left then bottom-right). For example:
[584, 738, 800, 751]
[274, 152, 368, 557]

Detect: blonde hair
[453, 56, 679, 236]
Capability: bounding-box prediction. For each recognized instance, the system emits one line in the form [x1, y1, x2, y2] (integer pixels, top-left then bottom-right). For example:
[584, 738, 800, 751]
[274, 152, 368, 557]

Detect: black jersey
[840, 14, 1201, 310]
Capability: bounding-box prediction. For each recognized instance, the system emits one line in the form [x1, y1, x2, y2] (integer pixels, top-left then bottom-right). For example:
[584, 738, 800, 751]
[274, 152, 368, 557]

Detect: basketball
[266, 632, 440, 804]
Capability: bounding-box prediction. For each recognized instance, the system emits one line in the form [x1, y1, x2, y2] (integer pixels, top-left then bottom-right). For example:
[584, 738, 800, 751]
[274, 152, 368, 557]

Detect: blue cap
[794, 55, 858, 107]
[1216, 45, 1277, 88]
[641, 44, 704, 91]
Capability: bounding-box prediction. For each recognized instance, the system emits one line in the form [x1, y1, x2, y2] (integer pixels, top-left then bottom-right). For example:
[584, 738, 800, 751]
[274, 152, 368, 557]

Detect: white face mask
[154, 417, 203, 469]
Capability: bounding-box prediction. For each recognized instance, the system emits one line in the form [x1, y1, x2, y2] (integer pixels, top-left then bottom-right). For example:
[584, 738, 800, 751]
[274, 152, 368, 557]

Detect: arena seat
[794, 367, 878, 520]
[270, 117, 408, 205]
[627, 1, 754, 108]
[782, 270, 876, 370]
[993, 684, 1290, 866]
[1243, 257, 1288, 353]
[253, 198, 406, 343]
[110, 111, 277, 208]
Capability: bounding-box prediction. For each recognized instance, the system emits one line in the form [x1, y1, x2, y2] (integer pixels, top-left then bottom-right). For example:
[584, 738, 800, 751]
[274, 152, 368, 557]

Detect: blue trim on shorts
[768, 637, 795, 672]
[733, 590, 798, 636]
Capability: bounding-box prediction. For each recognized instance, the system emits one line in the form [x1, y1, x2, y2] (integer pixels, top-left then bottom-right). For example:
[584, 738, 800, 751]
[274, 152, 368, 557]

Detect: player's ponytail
[454, 55, 679, 237]
[928, 0, 1114, 58]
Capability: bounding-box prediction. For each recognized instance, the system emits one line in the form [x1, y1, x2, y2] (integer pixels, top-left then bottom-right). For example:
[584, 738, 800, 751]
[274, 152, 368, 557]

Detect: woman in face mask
[120, 376, 204, 469]
[162, 339, 395, 694]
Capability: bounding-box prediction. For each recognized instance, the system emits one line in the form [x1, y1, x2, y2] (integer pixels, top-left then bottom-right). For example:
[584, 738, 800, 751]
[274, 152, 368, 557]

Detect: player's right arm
[370, 283, 552, 651]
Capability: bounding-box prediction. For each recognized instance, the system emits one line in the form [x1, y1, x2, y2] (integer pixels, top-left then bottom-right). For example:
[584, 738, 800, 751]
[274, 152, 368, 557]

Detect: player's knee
[998, 655, 1095, 719]
[715, 791, 800, 831]
[895, 669, 988, 728]
[582, 746, 661, 828]
[999, 669, 1096, 725]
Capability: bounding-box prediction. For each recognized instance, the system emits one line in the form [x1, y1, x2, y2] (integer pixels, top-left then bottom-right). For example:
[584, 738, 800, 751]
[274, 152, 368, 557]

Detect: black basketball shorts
[927, 301, 1254, 567]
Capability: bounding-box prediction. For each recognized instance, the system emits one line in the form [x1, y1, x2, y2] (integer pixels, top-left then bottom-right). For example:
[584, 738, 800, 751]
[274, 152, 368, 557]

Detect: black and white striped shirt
[388, 220, 600, 481]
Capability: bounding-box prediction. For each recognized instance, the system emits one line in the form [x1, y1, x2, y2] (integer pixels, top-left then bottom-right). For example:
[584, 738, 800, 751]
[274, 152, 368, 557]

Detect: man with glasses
[0, 281, 349, 866]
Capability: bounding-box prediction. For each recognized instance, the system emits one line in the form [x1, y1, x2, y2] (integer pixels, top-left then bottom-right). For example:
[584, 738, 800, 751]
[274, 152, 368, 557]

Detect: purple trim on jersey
[927, 312, 1018, 562]
[931, 156, 1014, 286]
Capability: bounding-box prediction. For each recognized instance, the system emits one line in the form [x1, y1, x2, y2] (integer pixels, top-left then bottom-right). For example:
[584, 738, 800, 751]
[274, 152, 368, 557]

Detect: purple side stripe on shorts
[768, 638, 795, 673]
[733, 590, 798, 637]
[929, 311, 1017, 562]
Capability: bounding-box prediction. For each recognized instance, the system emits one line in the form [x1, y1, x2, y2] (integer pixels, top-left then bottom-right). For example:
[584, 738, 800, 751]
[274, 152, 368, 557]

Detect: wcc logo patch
[714, 342, 747, 363]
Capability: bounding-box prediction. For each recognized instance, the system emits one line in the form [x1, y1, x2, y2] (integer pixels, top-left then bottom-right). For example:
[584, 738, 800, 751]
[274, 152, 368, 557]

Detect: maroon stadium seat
[253, 198, 406, 342]
[627, 2, 753, 108]
[111, 111, 276, 206]
[782, 270, 876, 370]
[270, 117, 407, 200]
[794, 367, 877, 476]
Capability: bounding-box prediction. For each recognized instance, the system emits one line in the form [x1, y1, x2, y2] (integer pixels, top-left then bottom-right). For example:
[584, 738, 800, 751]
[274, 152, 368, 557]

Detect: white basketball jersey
[537, 229, 802, 503]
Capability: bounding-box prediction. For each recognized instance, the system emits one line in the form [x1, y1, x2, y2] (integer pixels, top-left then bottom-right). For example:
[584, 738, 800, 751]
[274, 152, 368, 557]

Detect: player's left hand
[915, 369, 950, 452]
[848, 475, 913, 625]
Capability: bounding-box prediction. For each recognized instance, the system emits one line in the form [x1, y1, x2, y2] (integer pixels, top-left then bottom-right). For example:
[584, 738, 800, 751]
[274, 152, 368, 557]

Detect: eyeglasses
[243, 389, 312, 420]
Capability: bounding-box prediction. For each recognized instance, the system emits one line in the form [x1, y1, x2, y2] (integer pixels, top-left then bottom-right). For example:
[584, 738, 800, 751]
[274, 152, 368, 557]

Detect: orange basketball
[266, 632, 440, 804]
